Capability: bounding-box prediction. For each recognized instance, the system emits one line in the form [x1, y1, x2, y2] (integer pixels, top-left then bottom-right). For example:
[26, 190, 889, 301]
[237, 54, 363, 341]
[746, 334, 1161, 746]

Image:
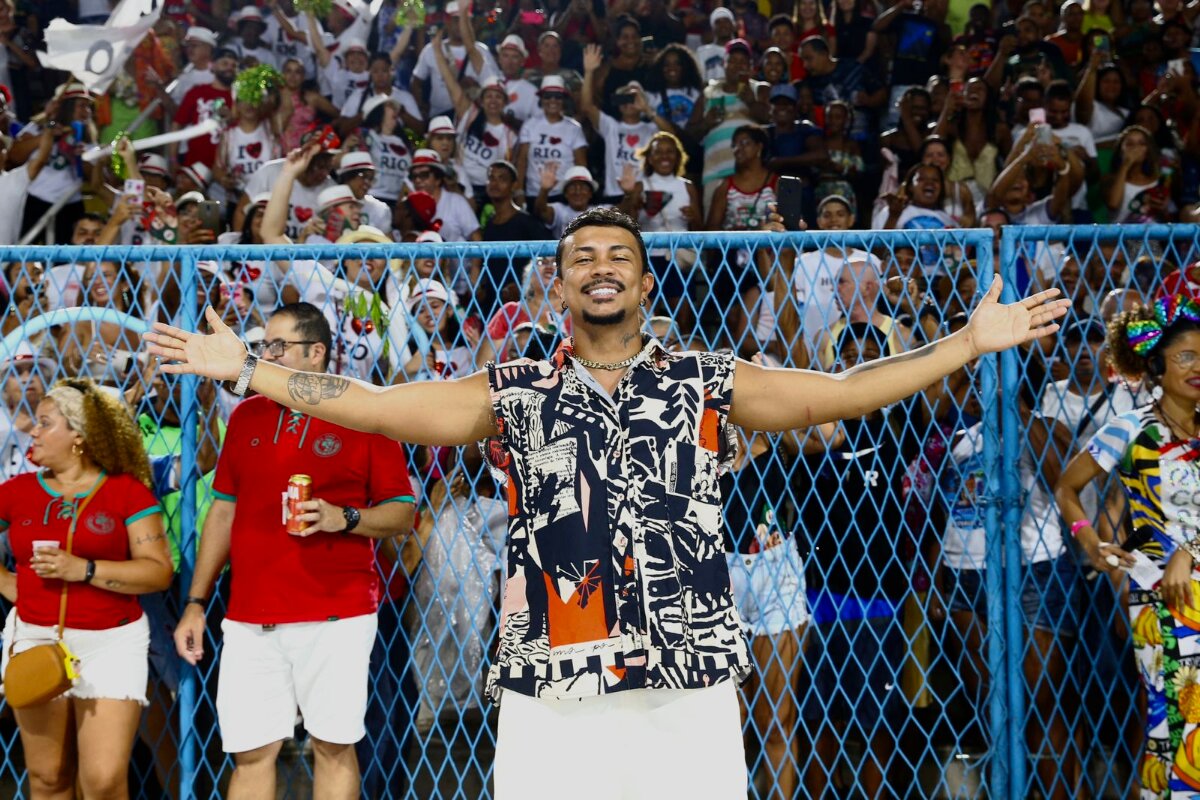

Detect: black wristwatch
[84, 560, 96, 584]
[342, 506, 361, 533]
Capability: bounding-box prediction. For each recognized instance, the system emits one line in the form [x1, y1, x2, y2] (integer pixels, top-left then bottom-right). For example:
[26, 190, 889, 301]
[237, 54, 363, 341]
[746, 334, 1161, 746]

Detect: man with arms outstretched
[147, 207, 1067, 799]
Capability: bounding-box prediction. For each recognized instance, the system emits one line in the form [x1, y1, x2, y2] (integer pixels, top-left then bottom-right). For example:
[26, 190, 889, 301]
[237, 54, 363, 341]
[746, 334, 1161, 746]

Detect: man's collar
[553, 335, 669, 374]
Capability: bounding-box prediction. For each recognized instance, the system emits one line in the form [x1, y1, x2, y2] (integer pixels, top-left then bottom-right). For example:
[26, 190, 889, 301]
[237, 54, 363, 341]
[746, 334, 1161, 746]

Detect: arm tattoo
[104, 579, 124, 589]
[844, 340, 940, 376]
[135, 532, 165, 546]
[287, 373, 350, 406]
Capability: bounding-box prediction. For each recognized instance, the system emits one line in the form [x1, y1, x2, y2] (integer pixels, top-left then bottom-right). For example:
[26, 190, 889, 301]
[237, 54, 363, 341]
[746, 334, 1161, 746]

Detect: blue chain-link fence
[0, 227, 1188, 798]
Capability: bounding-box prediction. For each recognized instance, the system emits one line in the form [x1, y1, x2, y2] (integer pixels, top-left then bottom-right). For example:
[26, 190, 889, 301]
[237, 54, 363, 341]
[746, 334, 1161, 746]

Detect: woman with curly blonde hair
[1057, 295, 1200, 798]
[0, 377, 171, 799]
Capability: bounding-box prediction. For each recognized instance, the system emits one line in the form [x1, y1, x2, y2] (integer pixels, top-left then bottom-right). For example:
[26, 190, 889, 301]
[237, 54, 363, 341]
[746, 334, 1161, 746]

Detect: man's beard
[581, 307, 627, 326]
[214, 72, 235, 87]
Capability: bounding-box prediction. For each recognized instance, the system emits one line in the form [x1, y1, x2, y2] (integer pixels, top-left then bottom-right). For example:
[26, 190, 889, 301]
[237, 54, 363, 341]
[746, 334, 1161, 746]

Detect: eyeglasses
[251, 339, 317, 357]
[1169, 351, 1200, 369]
[410, 170, 436, 181]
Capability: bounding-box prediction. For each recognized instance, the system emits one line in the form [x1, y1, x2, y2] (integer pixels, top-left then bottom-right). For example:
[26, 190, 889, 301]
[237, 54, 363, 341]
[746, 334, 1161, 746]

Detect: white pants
[494, 682, 746, 799]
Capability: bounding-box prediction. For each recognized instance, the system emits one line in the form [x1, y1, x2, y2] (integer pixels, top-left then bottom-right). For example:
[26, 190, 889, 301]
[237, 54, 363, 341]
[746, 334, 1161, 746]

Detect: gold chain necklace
[572, 352, 641, 371]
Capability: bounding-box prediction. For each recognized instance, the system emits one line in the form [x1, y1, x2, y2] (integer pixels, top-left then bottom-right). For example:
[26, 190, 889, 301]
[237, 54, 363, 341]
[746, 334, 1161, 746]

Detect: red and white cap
[362, 94, 393, 119]
[333, 0, 362, 18]
[0, 340, 55, 374]
[539, 75, 568, 95]
[479, 75, 508, 99]
[411, 149, 446, 173]
[176, 190, 205, 209]
[138, 153, 170, 178]
[250, 192, 272, 209]
[184, 27, 218, 47]
[562, 165, 598, 192]
[179, 162, 211, 189]
[236, 7, 265, 25]
[343, 38, 368, 56]
[427, 116, 455, 136]
[337, 151, 376, 176]
[317, 185, 361, 214]
[415, 230, 444, 244]
[499, 34, 529, 59]
[407, 278, 451, 312]
[57, 81, 93, 102]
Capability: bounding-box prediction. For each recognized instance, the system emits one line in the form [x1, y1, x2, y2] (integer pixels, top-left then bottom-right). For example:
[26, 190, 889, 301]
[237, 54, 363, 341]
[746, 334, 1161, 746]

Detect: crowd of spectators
[0, 0, 1189, 796]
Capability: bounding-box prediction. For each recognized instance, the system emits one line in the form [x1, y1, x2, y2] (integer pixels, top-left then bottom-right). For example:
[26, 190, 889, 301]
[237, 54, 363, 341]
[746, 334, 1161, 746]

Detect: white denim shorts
[216, 614, 376, 753]
[726, 539, 810, 638]
[1, 607, 149, 705]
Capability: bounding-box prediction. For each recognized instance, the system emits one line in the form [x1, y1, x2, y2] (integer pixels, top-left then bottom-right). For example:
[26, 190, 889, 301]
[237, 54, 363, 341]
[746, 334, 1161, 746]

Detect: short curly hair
[1106, 303, 1200, 383]
[54, 378, 153, 490]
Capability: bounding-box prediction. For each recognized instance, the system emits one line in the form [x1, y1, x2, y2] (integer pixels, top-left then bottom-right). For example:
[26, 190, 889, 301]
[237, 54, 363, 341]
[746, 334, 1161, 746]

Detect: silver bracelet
[231, 353, 258, 397]
[1185, 538, 1200, 565]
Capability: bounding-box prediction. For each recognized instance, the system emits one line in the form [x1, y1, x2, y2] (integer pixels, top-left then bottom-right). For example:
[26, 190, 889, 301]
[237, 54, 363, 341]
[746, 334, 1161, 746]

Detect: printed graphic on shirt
[483, 341, 748, 702]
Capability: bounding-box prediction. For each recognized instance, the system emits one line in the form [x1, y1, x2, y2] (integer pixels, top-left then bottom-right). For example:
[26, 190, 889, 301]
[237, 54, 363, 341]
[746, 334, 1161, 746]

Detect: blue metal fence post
[997, 228, 1027, 798]
[177, 249, 201, 800]
[976, 233, 1009, 800]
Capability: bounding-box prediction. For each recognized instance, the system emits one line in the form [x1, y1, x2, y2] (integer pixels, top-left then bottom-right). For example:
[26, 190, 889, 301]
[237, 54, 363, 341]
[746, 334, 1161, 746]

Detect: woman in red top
[0, 378, 171, 800]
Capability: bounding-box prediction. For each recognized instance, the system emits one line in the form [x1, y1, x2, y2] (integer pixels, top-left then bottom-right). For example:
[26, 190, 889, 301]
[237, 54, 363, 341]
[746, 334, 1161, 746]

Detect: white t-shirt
[18, 123, 83, 206]
[366, 132, 411, 201]
[435, 190, 480, 243]
[42, 264, 84, 310]
[503, 77, 540, 123]
[341, 86, 421, 122]
[242, 158, 334, 241]
[264, 13, 318, 78]
[546, 202, 591, 239]
[0, 166, 33, 246]
[941, 423, 1063, 569]
[695, 43, 727, 83]
[412, 41, 498, 117]
[0, 413, 33, 482]
[233, 40, 277, 69]
[361, 194, 392, 232]
[639, 172, 692, 257]
[289, 258, 409, 382]
[170, 65, 215, 104]
[223, 123, 278, 194]
[326, 63, 371, 108]
[596, 113, 659, 198]
[1012, 197, 1056, 226]
[1080, 102, 1128, 146]
[456, 108, 519, 189]
[517, 116, 587, 195]
[792, 248, 879, 348]
[1040, 378, 1146, 516]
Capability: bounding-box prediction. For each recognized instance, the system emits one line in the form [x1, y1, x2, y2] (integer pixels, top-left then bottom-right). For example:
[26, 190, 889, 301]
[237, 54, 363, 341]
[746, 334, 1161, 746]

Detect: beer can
[286, 474, 312, 534]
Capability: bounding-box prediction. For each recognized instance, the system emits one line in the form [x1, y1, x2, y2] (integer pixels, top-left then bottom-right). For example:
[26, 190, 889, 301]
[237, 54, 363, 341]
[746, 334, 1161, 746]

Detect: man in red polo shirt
[173, 303, 415, 800]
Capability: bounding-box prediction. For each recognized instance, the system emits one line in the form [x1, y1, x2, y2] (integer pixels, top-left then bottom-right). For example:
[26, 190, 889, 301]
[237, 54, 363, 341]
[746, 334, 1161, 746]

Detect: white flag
[37, 0, 163, 96]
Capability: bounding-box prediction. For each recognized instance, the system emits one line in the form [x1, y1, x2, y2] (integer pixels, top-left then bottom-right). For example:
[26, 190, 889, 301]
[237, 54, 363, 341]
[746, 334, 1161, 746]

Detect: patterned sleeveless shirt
[482, 338, 751, 702]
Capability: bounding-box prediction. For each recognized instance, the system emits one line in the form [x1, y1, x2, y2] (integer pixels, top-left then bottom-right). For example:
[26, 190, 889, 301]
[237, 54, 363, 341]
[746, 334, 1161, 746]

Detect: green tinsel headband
[294, 0, 334, 17]
[233, 65, 283, 108]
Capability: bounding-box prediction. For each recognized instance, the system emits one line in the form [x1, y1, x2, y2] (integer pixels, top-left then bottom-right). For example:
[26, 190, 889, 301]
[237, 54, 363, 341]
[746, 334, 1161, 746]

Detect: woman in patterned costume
[1058, 295, 1200, 798]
